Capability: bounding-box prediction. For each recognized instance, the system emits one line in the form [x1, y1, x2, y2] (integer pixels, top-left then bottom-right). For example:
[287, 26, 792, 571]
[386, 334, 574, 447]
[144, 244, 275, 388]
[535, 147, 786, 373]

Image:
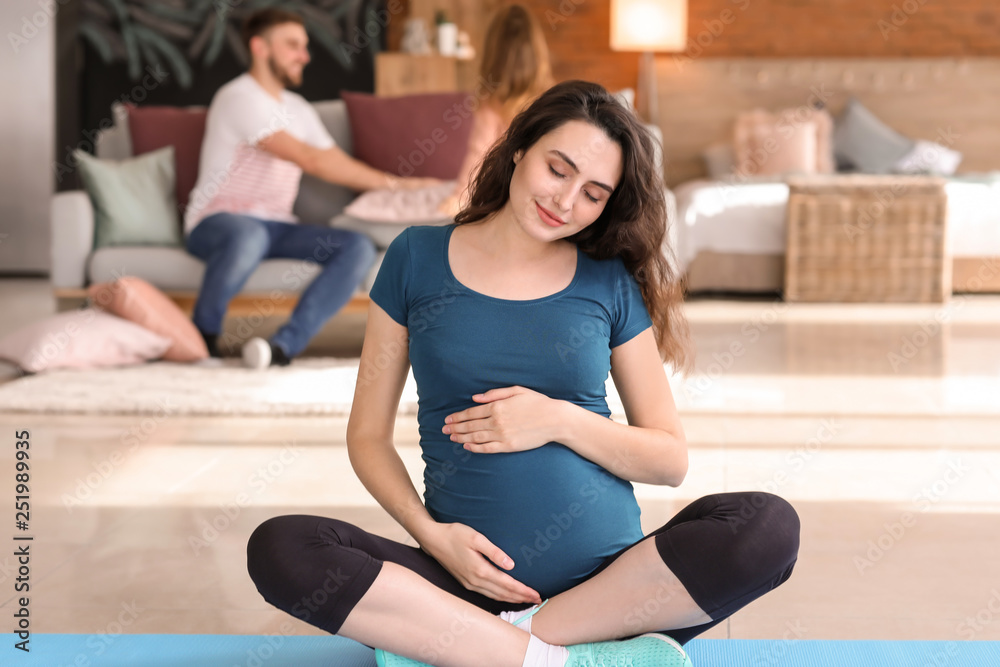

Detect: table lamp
[610, 0, 688, 124]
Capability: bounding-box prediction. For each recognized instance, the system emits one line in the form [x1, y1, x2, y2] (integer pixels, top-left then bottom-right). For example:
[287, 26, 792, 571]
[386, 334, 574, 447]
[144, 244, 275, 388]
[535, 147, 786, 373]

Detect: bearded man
[185, 8, 436, 368]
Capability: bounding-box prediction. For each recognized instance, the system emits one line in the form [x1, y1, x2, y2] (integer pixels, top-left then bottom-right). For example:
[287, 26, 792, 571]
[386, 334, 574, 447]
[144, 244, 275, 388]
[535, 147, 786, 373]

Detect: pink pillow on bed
[88, 277, 208, 362]
[0, 310, 171, 373]
[734, 108, 834, 177]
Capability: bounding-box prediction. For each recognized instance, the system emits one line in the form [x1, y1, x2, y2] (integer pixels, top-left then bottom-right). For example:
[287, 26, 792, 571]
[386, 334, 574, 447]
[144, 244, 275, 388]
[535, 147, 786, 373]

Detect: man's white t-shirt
[184, 73, 335, 234]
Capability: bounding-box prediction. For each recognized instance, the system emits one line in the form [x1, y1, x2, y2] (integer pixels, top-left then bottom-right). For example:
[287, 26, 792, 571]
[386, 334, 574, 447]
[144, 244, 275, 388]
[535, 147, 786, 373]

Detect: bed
[653, 57, 1000, 294]
[673, 175, 1000, 293]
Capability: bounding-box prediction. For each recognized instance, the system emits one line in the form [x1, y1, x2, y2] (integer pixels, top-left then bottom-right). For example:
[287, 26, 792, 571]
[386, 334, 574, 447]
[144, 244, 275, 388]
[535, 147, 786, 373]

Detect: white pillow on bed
[612, 88, 636, 110]
[703, 143, 736, 180]
[893, 140, 963, 176]
[343, 181, 456, 224]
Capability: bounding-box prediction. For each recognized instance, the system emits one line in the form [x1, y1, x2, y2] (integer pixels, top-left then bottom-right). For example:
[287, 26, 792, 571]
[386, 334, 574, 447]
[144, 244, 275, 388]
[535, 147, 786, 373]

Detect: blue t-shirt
[369, 224, 652, 597]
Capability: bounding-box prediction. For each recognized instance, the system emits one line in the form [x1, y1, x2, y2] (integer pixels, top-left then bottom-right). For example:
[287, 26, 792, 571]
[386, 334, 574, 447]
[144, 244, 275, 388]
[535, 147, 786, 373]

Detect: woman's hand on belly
[443, 386, 565, 455]
[419, 521, 542, 605]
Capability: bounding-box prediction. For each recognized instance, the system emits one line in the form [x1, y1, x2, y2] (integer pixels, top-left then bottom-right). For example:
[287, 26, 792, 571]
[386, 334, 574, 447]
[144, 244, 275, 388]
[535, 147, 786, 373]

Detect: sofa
[50, 95, 465, 315]
[51, 91, 670, 314]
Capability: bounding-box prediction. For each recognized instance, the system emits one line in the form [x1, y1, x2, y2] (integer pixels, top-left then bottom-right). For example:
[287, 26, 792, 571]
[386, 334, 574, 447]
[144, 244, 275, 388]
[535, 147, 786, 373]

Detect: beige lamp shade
[610, 0, 688, 52]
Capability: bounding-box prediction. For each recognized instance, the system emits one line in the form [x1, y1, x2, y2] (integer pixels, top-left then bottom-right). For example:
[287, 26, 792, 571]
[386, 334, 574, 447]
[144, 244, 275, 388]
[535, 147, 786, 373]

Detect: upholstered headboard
[654, 57, 1000, 187]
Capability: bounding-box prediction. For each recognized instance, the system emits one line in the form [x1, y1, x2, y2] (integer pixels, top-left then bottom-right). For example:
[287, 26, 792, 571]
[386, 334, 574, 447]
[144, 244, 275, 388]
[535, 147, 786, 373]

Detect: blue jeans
[186, 213, 377, 358]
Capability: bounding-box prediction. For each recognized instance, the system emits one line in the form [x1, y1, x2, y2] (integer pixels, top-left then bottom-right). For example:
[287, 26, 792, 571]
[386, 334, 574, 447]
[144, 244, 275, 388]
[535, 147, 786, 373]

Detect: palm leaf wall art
[78, 0, 384, 89]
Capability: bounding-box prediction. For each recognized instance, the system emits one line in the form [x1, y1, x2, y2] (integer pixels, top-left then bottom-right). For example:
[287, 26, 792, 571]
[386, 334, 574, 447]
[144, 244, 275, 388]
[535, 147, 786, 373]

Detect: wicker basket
[784, 175, 950, 303]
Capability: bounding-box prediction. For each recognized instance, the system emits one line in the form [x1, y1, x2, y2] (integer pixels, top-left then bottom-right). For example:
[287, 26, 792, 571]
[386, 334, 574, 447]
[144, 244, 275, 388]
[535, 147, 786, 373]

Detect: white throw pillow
[0, 309, 171, 373]
[612, 88, 636, 110]
[893, 140, 963, 176]
[702, 142, 736, 180]
[343, 181, 457, 224]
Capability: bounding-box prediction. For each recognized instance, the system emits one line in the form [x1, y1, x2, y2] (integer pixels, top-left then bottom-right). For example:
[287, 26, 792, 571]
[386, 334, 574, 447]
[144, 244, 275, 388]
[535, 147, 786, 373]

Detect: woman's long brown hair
[455, 80, 691, 370]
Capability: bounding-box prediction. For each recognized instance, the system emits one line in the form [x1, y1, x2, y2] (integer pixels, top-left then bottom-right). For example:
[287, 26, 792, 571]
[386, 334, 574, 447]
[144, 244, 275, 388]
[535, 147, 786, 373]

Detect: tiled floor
[1, 278, 999, 646]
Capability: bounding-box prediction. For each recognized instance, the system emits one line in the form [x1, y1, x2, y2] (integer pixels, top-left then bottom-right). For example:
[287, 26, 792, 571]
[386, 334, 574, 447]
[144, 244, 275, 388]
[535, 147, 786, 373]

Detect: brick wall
[516, 0, 1000, 93]
[389, 2, 1000, 93]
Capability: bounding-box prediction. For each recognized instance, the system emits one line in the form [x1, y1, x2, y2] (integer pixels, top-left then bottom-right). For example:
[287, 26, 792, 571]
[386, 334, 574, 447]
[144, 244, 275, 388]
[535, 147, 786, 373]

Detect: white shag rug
[0, 358, 415, 416]
[0, 358, 632, 416]
[1, 357, 997, 417]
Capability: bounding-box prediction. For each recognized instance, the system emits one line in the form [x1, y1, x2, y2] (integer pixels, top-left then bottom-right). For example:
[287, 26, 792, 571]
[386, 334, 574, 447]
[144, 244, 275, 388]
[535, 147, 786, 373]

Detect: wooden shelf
[375, 52, 459, 95]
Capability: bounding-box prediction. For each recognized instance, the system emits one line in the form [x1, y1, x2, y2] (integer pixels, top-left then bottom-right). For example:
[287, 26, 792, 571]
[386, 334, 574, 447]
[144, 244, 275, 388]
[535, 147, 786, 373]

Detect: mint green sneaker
[566, 632, 692, 667]
[374, 648, 432, 667]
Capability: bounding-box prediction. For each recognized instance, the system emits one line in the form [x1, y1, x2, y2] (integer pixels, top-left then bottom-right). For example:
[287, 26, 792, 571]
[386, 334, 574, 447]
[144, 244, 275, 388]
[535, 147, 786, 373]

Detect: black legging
[247, 491, 799, 646]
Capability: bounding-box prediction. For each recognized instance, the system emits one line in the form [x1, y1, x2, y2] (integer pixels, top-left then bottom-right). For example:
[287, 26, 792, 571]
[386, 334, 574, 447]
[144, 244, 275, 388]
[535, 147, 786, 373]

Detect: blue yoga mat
[1, 634, 998, 666]
[0, 633, 374, 666]
[683, 639, 1000, 666]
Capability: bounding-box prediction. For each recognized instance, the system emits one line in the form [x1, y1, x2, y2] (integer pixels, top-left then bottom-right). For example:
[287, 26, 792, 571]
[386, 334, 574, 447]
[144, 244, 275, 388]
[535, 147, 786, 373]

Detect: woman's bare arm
[346, 302, 436, 540]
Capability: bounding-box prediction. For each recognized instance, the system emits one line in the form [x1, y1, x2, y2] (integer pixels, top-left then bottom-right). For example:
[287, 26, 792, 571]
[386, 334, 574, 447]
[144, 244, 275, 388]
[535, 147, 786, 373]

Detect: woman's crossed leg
[246, 492, 799, 666]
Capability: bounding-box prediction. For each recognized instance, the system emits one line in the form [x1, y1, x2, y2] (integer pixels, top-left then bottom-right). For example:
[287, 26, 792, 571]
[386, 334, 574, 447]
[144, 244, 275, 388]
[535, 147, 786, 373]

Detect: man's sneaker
[566, 632, 692, 667]
[241, 337, 291, 369]
[374, 649, 432, 667]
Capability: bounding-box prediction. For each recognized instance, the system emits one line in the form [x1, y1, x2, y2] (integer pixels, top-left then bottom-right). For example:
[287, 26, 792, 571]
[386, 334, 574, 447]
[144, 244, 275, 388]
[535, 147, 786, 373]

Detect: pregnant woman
[247, 80, 800, 667]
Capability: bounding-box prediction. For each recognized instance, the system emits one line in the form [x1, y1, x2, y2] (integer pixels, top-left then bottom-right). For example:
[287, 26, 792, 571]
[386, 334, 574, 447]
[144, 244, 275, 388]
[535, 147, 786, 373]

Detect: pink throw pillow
[88, 277, 208, 362]
[343, 180, 456, 224]
[341, 91, 474, 179]
[734, 108, 834, 177]
[128, 105, 208, 214]
[0, 310, 171, 373]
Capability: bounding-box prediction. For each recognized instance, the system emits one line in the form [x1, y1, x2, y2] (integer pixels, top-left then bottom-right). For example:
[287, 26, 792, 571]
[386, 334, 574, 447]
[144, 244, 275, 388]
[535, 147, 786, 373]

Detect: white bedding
[672, 176, 1000, 273]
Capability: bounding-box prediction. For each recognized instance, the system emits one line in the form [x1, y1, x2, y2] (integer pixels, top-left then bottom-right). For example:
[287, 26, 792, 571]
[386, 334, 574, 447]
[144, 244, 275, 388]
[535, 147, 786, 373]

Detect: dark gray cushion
[294, 175, 358, 226]
[833, 98, 915, 174]
[293, 100, 358, 226]
[312, 100, 353, 153]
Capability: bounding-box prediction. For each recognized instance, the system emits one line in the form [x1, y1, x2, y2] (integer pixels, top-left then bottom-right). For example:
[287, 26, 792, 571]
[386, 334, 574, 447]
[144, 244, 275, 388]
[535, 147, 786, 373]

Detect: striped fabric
[183, 74, 335, 234]
[195, 142, 302, 224]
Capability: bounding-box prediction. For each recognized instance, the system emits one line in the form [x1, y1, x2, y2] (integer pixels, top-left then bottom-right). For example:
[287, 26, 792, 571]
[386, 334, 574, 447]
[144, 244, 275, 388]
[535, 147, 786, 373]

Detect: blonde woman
[439, 4, 554, 217]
